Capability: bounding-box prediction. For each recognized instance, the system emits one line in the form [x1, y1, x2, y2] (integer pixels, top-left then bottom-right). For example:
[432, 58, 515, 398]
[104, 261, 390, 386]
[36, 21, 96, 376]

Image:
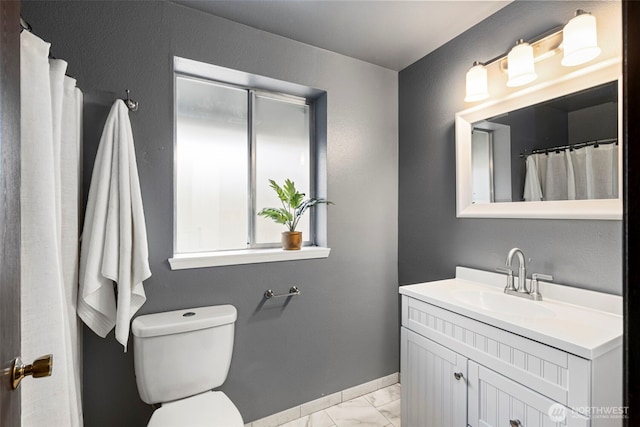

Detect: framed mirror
[455, 58, 622, 219]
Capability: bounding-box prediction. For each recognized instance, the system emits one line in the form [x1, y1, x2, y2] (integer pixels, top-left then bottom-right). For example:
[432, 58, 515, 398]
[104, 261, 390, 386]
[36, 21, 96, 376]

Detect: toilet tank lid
[132, 305, 237, 338]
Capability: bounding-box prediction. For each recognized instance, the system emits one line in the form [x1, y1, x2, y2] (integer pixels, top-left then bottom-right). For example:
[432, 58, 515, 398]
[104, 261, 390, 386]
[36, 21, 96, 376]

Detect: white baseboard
[245, 372, 400, 427]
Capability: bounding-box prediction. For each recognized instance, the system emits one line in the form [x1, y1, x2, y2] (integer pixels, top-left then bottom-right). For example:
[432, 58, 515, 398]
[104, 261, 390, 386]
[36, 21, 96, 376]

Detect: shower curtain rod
[519, 137, 618, 158]
[20, 16, 139, 112]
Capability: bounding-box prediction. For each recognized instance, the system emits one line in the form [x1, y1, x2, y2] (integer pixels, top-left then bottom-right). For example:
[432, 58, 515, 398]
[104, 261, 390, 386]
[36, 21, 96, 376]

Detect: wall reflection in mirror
[471, 81, 618, 204]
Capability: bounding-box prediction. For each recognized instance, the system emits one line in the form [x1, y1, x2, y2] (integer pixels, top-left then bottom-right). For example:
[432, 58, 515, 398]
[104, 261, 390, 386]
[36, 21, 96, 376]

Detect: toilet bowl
[132, 305, 243, 426]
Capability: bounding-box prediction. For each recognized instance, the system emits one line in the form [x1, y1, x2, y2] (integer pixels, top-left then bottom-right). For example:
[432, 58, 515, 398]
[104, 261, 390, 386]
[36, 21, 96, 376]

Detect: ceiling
[175, 1, 512, 71]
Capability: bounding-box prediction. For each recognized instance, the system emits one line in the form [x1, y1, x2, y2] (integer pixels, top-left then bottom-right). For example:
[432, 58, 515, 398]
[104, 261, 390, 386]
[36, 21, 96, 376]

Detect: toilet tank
[132, 305, 237, 404]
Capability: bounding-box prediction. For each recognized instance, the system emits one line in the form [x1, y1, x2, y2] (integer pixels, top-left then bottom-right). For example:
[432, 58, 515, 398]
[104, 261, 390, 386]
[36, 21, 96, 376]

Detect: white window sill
[168, 246, 331, 270]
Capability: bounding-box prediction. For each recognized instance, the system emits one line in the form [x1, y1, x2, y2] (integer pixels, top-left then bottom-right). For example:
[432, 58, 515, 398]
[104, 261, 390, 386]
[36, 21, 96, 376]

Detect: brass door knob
[11, 354, 53, 389]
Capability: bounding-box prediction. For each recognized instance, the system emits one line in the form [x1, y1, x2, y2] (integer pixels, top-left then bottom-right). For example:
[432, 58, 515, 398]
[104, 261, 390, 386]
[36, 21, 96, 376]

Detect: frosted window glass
[254, 95, 311, 244]
[175, 76, 248, 252]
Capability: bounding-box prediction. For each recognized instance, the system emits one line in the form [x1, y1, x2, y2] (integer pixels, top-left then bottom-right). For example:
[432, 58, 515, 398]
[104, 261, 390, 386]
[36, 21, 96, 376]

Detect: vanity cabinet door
[401, 327, 468, 427]
[467, 361, 589, 427]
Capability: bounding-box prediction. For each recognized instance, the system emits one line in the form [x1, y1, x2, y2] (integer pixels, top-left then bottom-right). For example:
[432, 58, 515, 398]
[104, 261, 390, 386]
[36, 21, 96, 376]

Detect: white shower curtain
[20, 31, 83, 427]
[523, 144, 618, 201]
[544, 151, 569, 201]
[570, 144, 619, 199]
[523, 155, 543, 201]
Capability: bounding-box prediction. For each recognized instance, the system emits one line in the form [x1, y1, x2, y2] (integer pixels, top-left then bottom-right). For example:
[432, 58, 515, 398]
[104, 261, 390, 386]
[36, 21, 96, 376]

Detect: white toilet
[132, 305, 244, 426]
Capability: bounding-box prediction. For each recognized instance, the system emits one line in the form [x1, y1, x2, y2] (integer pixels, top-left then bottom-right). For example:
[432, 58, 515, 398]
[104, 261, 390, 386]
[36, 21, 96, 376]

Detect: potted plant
[258, 179, 332, 250]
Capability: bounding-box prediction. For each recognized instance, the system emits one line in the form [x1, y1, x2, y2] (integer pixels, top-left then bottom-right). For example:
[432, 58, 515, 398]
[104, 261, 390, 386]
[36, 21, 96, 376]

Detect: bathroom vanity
[399, 267, 623, 427]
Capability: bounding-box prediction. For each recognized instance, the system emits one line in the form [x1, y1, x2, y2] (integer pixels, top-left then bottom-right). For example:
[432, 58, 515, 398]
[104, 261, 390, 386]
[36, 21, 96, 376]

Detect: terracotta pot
[281, 231, 302, 250]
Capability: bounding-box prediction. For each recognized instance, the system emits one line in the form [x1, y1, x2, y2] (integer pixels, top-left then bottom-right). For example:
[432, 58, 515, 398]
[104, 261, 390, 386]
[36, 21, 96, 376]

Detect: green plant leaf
[257, 207, 291, 225]
[296, 198, 333, 218]
[282, 179, 298, 206]
[290, 192, 304, 209]
[268, 179, 288, 203]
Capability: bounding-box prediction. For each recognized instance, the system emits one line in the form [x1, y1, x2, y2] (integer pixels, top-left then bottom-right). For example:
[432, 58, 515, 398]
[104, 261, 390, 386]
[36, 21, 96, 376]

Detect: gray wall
[569, 102, 618, 144]
[21, 1, 399, 425]
[399, 0, 622, 294]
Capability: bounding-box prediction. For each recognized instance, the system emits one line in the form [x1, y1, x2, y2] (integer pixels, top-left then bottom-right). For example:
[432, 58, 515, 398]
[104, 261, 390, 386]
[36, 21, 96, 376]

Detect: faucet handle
[496, 267, 517, 292]
[530, 273, 553, 301]
[531, 273, 553, 282]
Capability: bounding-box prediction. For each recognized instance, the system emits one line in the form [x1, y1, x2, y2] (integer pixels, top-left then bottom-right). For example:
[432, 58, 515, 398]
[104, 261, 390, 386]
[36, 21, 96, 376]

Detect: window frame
[168, 57, 330, 270]
[248, 89, 317, 250]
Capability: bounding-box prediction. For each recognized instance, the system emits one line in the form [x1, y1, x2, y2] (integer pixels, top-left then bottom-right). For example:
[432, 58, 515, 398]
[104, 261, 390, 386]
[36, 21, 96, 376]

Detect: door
[471, 129, 494, 204]
[0, 1, 22, 426]
[467, 361, 590, 427]
[401, 327, 468, 427]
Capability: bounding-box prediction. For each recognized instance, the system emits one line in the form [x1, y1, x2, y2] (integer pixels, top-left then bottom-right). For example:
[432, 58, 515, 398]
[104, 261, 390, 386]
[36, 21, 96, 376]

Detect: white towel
[523, 154, 543, 201]
[78, 100, 151, 351]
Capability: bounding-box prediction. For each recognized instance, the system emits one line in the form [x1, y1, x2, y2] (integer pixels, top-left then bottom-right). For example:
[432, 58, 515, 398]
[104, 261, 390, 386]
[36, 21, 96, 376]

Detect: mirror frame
[455, 58, 622, 220]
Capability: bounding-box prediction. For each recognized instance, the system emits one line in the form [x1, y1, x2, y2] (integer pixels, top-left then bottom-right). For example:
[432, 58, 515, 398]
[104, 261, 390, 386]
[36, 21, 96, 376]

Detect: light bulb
[507, 40, 537, 87]
[464, 62, 489, 102]
[562, 10, 601, 66]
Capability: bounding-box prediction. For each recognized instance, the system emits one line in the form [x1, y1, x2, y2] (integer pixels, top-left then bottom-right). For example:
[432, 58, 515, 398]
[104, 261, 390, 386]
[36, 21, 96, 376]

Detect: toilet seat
[147, 391, 243, 427]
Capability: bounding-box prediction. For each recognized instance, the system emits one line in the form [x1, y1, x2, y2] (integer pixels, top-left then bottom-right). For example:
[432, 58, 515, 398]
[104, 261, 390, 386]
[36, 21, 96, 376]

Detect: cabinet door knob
[509, 420, 523, 427]
[453, 372, 464, 380]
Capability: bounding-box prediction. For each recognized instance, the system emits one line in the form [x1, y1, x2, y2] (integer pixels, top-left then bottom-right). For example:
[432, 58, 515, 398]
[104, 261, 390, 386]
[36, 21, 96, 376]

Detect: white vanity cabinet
[401, 327, 467, 427]
[400, 268, 623, 427]
[467, 361, 588, 427]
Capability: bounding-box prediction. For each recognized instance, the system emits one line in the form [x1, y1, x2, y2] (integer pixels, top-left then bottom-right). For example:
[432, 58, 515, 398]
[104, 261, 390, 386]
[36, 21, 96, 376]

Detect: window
[172, 59, 327, 264]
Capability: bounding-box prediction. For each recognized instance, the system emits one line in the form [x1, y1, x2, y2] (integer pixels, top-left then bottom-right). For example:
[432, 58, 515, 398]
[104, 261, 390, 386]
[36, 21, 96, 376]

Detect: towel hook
[124, 89, 139, 112]
[20, 16, 32, 33]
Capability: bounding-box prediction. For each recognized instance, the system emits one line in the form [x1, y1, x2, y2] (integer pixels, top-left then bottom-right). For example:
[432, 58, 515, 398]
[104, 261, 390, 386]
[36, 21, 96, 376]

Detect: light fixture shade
[562, 11, 601, 66]
[507, 41, 537, 87]
[464, 62, 489, 102]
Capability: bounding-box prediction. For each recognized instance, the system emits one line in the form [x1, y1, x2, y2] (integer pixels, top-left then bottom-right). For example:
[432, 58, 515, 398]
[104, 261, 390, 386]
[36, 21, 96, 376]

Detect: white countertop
[399, 267, 622, 360]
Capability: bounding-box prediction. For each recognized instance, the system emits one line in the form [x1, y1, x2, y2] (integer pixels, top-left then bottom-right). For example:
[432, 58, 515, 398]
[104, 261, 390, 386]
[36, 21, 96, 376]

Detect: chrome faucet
[506, 248, 528, 294]
[496, 248, 552, 301]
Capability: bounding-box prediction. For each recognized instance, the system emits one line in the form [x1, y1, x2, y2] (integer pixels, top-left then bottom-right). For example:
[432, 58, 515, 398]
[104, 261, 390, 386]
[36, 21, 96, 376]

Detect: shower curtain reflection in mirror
[523, 143, 618, 202]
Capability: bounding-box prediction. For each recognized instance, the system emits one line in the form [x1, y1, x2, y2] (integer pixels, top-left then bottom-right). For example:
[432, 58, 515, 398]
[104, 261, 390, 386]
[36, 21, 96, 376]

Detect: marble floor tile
[378, 399, 401, 427]
[274, 383, 402, 427]
[324, 397, 391, 427]
[364, 384, 401, 408]
[278, 410, 336, 427]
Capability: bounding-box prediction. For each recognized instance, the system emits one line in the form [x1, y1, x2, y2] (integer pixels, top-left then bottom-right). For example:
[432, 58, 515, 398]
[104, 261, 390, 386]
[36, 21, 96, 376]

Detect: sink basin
[451, 289, 556, 318]
[399, 267, 623, 359]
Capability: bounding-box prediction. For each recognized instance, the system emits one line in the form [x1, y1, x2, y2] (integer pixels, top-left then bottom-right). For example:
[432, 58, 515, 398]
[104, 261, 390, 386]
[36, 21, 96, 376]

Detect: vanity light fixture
[464, 9, 601, 102]
[506, 40, 537, 87]
[464, 61, 489, 102]
[561, 9, 602, 67]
